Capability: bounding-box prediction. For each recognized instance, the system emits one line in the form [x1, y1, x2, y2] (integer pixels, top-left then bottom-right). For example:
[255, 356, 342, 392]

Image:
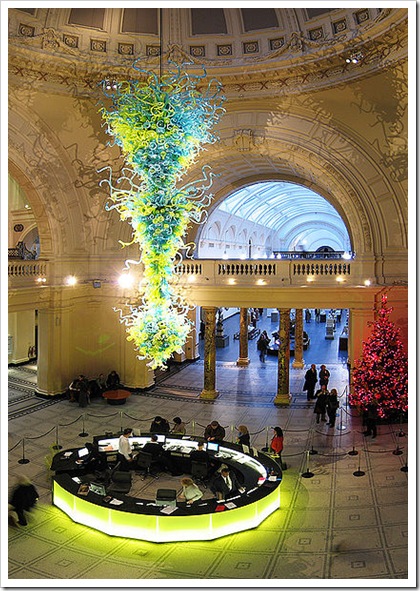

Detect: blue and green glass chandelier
[99, 58, 225, 368]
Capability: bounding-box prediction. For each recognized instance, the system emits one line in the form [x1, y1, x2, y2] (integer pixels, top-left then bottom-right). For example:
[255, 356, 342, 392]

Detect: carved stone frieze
[8, 17, 407, 99]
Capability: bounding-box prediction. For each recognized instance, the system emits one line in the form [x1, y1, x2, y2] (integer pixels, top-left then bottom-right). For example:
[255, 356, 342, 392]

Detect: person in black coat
[10, 475, 39, 526]
[211, 467, 245, 500]
[237, 425, 251, 447]
[150, 416, 170, 434]
[326, 388, 340, 428]
[319, 365, 331, 388]
[303, 364, 318, 400]
[204, 421, 226, 442]
[106, 370, 120, 389]
[313, 386, 328, 423]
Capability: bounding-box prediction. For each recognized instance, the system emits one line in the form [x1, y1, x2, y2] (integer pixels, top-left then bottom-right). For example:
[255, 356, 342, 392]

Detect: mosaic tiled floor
[7, 356, 411, 584]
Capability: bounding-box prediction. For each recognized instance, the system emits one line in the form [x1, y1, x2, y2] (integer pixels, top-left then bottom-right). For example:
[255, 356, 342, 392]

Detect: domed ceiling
[8, 7, 407, 96]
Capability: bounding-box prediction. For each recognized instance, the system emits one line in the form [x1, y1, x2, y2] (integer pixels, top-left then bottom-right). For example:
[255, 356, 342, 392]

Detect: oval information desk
[52, 435, 282, 543]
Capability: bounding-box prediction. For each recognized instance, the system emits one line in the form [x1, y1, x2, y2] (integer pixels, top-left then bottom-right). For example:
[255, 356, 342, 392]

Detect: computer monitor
[89, 483, 106, 496]
[156, 434, 166, 444]
[206, 441, 219, 453]
[78, 447, 89, 458]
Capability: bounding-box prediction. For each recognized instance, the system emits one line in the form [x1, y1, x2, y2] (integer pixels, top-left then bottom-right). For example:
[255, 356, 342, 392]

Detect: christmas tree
[350, 294, 408, 418]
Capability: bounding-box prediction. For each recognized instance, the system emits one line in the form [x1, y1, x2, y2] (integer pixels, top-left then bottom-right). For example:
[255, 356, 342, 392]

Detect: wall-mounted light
[228, 278, 236, 285]
[118, 274, 134, 289]
[256, 279, 266, 286]
[342, 252, 352, 260]
[336, 276, 344, 283]
[187, 275, 196, 283]
[306, 276, 314, 283]
[364, 279, 371, 286]
[65, 275, 77, 286]
[36, 277, 46, 284]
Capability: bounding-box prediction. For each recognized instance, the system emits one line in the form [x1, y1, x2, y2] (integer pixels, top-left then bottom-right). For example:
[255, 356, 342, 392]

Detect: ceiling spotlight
[345, 52, 364, 64]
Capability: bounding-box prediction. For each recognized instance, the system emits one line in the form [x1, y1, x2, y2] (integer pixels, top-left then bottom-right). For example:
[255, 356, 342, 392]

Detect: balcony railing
[8, 260, 48, 281]
[9, 257, 368, 290]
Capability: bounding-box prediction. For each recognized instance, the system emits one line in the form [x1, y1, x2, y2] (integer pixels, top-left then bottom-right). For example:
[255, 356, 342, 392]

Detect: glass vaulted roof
[211, 181, 351, 252]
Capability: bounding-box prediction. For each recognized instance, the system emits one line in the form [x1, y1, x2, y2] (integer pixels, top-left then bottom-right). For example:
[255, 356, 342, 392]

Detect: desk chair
[136, 451, 159, 480]
[107, 470, 132, 494]
[191, 460, 208, 488]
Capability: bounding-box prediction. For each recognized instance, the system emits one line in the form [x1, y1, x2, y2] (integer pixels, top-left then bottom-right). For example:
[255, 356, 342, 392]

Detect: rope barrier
[9, 439, 23, 453]
[58, 415, 84, 427]
[86, 412, 120, 419]
[24, 426, 56, 440]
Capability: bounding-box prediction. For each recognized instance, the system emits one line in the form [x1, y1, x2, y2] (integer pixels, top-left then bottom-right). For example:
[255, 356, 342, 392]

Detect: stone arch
[188, 104, 406, 261]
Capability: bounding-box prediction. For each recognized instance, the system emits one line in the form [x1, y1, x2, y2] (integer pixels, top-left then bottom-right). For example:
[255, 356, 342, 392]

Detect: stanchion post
[353, 449, 365, 477]
[79, 414, 89, 438]
[309, 428, 318, 455]
[301, 450, 314, 478]
[261, 426, 269, 452]
[397, 413, 406, 437]
[120, 411, 123, 433]
[348, 433, 358, 456]
[192, 420, 195, 437]
[52, 425, 62, 450]
[18, 438, 30, 465]
[393, 444, 403, 456]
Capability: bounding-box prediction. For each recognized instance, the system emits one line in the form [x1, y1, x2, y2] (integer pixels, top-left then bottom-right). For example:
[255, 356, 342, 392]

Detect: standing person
[270, 426, 284, 469]
[179, 478, 203, 505]
[326, 388, 340, 428]
[303, 364, 318, 400]
[204, 420, 226, 442]
[150, 416, 170, 434]
[319, 364, 331, 388]
[9, 475, 39, 526]
[363, 403, 378, 439]
[313, 385, 328, 423]
[118, 428, 134, 470]
[171, 416, 186, 435]
[78, 375, 90, 408]
[257, 330, 270, 363]
[237, 425, 251, 447]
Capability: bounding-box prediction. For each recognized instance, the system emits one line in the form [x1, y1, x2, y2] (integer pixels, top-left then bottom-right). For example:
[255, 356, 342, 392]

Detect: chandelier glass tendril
[98, 59, 225, 368]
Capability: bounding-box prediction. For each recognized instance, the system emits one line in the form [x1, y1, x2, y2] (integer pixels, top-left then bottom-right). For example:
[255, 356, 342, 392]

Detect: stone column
[36, 305, 71, 396]
[292, 308, 305, 369]
[200, 307, 219, 399]
[237, 307, 250, 366]
[274, 308, 291, 406]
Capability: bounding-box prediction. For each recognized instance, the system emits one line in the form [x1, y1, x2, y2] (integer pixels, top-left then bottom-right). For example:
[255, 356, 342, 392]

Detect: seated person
[106, 370, 120, 390]
[190, 442, 209, 464]
[140, 435, 181, 476]
[179, 478, 203, 505]
[211, 467, 245, 500]
[171, 416, 186, 435]
[81, 442, 108, 473]
[142, 434, 164, 460]
[204, 420, 225, 442]
[150, 416, 170, 434]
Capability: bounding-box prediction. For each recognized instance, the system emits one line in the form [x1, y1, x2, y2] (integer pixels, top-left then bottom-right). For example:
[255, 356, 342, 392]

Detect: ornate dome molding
[9, 8, 407, 98]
